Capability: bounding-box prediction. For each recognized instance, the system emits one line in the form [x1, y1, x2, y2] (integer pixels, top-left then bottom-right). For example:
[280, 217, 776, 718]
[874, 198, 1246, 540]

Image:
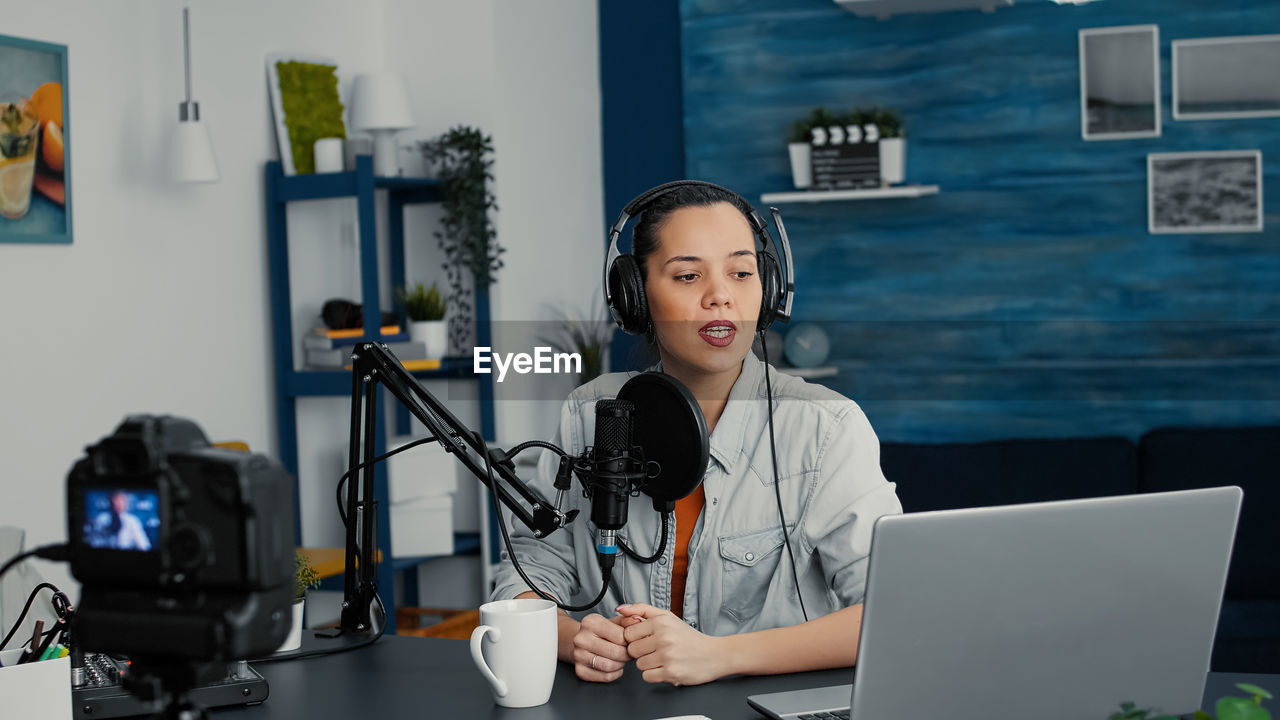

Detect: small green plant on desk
[397, 282, 447, 322]
[1110, 683, 1272, 720]
[295, 551, 322, 601]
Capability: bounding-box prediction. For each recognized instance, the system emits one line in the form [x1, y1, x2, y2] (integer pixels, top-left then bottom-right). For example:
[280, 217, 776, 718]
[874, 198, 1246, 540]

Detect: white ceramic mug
[469, 598, 557, 707]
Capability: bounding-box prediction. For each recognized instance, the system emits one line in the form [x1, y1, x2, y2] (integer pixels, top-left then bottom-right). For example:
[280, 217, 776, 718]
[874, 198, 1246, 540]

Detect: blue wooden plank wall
[680, 0, 1280, 442]
[600, 0, 686, 372]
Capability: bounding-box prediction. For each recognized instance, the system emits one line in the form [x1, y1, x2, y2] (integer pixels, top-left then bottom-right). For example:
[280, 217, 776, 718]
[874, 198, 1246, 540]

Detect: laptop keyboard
[798, 711, 850, 720]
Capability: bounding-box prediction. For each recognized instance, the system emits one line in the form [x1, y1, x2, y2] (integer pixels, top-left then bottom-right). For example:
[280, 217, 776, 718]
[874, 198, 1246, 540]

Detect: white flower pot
[788, 142, 812, 189]
[410, 320, 449, 359]
[276, 599, 305, 653]
[879, 138, 906, 186]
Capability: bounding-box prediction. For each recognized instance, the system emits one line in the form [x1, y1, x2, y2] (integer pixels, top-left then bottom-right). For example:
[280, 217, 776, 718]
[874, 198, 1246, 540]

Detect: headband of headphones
[602, 180, 794, 329]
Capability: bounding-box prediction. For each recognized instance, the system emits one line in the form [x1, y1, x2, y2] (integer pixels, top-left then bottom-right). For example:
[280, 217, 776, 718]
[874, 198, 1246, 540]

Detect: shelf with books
[305, 324, 407, 348]
[303, 336, 421, 370]
[264, 156, 494, 632]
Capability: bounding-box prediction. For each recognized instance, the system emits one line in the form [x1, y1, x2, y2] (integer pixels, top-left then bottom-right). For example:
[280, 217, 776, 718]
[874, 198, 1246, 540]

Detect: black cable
[337, 388, 610, 615]
[249, 592, 388, 663]
[480, 429, 613, 613]
[0, 581, 69, 650]
[0, 544, 71, 642]
[0, 548, 39, 586]
[761, 332, 808, 622]
[619, 512, 670, 563]
[336, 420, 609, 614]
[336, 435, 438, 527]
[496, 440, 566, 461]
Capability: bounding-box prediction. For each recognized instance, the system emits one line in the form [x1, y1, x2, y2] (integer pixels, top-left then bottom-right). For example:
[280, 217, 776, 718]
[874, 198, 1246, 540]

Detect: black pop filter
[617, 372, 709, 511]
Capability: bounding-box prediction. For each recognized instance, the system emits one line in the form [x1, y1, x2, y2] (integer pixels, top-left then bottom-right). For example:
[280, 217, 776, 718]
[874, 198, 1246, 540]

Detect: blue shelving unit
[264, 156, 496, 630]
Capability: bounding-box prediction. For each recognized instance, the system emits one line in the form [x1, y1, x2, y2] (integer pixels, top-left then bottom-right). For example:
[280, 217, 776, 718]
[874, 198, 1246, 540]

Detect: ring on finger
[590, 654, 599, 671]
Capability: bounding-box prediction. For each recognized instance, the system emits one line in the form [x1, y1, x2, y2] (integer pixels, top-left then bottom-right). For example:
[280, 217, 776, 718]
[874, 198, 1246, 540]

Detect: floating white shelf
[761, 185, 940, 204]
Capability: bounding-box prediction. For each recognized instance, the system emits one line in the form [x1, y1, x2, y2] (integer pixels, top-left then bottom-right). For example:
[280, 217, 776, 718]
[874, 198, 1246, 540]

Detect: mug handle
[469, 625, 508, 698]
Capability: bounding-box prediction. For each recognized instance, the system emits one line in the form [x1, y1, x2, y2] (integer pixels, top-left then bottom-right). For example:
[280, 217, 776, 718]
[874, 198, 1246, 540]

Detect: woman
[490, 182, 901, 686]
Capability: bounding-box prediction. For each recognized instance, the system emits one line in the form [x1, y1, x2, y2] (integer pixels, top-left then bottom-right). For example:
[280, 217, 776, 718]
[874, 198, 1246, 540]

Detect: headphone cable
[761, 332, 808, 622]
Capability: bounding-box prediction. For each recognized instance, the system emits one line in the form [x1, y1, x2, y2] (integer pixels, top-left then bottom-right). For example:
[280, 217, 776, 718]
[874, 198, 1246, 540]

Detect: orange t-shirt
[670, 484, 706, 618]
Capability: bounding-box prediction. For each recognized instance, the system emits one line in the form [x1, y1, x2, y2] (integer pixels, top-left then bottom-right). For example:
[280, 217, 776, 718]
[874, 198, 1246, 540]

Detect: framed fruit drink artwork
[0, 34, 69, 244]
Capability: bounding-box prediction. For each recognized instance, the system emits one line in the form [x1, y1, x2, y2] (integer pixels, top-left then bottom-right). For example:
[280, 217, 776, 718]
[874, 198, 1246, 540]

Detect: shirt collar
[708, 353, 763, 474]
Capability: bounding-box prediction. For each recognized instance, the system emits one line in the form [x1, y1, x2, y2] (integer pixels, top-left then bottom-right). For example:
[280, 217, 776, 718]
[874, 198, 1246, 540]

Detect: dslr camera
[66, 415, 296, 663]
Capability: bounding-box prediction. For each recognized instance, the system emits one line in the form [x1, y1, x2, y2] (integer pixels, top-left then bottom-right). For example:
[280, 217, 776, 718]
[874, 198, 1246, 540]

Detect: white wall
[489, 1, 606, 444]
[0, 0, 602, 604]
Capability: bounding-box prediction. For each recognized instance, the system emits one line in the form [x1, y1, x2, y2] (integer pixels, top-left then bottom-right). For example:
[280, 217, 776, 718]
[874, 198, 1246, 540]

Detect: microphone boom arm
[341, 342, 576, 633]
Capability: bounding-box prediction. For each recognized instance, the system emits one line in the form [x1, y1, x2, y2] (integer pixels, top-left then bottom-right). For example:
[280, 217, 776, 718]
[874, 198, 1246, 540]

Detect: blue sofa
[880, 426, 1280, 673]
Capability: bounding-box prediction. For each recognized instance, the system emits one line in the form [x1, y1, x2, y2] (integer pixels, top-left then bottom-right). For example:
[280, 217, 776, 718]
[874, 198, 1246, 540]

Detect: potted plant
[843, 107, 877, 143]
[420, 126, 504, 355]
[397, 282, 448, 359]
[277, 551, 322, 653]
[872, 107, 906, 186]
[787, 107, 841, 190]
[540, 299, 614, 385]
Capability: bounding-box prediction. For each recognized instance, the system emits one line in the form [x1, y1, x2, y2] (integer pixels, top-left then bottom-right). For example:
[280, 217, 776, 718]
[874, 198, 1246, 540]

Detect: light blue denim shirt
[490, 352, 902, 636]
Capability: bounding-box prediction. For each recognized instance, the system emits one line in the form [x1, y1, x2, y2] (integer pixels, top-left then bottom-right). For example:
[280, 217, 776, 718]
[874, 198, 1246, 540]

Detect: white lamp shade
[174, 119, 219, 182]
[350, 72, 413, 130]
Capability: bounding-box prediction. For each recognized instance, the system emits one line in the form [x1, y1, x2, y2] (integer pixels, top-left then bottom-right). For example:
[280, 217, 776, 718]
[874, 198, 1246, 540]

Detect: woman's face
[644, 202, 763, 380]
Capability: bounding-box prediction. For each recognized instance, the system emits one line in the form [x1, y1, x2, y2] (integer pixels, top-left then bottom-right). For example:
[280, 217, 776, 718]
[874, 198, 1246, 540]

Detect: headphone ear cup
[757, 251, 782, 331]
[607, 253, 650, 336]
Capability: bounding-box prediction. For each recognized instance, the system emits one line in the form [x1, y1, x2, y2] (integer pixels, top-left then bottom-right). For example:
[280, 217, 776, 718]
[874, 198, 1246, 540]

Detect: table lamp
[350, 72, 413, 177]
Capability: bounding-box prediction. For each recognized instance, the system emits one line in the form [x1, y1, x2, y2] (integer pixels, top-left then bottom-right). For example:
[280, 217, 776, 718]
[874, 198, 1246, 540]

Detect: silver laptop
[749, 486, 1242, 720]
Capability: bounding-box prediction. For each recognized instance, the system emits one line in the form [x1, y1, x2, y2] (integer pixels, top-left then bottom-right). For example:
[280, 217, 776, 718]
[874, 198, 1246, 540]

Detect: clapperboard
[808, 123, 881, 190]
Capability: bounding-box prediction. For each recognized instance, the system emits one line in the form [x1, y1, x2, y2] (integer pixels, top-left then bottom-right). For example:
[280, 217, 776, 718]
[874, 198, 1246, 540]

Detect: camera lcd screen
[82, 489, 160, 551]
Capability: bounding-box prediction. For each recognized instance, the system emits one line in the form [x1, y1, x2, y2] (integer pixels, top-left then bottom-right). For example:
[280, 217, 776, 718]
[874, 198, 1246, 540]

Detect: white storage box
[390, 494, 454, 557]
[0, 648, 71, 717]
[387, 435, 459, 503]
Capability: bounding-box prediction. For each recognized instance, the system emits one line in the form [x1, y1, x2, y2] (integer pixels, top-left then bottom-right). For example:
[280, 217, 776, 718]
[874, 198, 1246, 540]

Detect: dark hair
[631, 185, 756, 278]
[627, 184, 757, 348]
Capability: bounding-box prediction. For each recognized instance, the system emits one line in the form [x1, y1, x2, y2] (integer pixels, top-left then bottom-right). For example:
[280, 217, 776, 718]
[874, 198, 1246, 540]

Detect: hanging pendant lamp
[174, 7, 219, 183]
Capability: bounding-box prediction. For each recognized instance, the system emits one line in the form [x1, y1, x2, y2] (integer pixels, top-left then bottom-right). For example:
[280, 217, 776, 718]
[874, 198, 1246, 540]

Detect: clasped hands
[571, 603, 727, 687]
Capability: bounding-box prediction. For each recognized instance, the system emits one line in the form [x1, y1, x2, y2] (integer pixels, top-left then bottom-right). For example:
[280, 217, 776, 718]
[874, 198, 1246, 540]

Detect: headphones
[603, 180, 794, 336]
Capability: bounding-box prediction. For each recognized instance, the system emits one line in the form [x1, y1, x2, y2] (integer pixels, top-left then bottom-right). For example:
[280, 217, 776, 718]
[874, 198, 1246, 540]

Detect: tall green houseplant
[420, 126, 504, 353]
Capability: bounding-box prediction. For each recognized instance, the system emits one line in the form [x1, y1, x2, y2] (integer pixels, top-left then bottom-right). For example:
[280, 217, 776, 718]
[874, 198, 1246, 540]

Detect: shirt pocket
[717, 525, 788, 624]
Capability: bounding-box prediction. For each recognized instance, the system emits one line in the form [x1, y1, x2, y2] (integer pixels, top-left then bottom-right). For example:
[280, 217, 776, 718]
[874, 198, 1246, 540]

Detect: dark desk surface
[214, 634, 1278, 720]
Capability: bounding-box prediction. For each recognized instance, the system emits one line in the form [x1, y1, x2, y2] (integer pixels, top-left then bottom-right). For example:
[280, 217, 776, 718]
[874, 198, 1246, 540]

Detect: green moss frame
[269, 58, 346, 174]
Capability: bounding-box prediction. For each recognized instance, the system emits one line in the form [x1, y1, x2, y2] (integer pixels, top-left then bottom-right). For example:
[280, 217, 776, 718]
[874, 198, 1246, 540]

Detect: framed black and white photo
[1173, 35, 1280, 121]
[1079, 25, 1161, 141]
[1148, 151, 1263, 234]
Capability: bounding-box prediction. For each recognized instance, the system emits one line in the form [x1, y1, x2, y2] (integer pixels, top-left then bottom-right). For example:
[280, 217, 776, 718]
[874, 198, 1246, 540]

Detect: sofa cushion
[882, 437, 1138, 514]
[1139, 426, 1280, 601]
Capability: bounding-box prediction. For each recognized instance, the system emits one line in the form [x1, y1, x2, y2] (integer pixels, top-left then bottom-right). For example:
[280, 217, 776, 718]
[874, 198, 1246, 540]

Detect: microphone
[589, 399, 639, 570]
[617, 373, 709, 513]
[580, 373, 711, 570]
